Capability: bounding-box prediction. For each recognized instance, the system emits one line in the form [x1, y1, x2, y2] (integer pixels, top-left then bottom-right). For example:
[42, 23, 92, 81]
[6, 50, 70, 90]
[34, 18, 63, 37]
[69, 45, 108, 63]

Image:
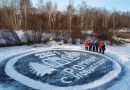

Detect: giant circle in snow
[5, 49, 121, 90]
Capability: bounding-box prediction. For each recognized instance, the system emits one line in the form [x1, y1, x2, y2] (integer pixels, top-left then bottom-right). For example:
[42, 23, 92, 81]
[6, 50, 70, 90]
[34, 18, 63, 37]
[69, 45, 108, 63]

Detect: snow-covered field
[105, 44, 130, 90]
[0, 41, 130, 90]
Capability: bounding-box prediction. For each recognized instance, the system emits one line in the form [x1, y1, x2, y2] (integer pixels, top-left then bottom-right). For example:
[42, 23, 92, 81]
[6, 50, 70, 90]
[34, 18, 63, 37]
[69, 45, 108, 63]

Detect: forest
[0, 0, 130, 46]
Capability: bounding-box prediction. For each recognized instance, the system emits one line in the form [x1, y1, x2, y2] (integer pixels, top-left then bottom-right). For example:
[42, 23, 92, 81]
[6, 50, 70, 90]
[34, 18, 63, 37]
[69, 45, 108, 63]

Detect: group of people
[83, 40, 106, 54]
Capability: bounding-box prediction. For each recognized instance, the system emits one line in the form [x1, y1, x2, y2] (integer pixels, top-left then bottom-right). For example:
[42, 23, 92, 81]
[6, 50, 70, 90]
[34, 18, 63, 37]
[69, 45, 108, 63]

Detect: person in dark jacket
[102, 43, 106, 54]
[92, 41, 96, 52]
[95, 41, 99, 52]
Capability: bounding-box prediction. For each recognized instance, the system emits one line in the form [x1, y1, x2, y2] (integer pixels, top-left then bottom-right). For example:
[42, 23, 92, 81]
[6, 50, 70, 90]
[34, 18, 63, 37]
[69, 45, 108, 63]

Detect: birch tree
[67, 0, 74, 31]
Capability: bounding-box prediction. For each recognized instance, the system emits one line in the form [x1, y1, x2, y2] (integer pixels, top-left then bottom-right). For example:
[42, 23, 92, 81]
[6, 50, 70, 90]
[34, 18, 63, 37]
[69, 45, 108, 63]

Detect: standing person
[98, 42, 103, 53]
[102, 43, 106, 54]
[92, 41, 96, 52]
[83, 40, 89, 50]
[95, 41, 99, 52]
[86, 40, 90, 50]
[89, 41, 92, 51]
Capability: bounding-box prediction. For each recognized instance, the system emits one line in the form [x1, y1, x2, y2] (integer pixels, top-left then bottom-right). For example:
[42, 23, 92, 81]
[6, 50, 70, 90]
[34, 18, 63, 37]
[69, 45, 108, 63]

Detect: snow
[4, 48, 121, 90]
[0, 38, 6, 44]
[15, 30, 27, 42]
[0, 86, 15, 90]
[0, 41, 130, 90]
[105, 44, 130, 90]
[81, 30, 93, 35]
[118, 28, 130, 33]
[0, 46, 36, 63]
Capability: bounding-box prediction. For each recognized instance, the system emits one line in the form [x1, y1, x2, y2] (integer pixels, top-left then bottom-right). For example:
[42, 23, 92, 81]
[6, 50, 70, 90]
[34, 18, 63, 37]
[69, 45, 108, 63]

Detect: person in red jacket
[98, 42, 103, 53]
[83, 40, 89, 50]
[89, 41, 92, 51]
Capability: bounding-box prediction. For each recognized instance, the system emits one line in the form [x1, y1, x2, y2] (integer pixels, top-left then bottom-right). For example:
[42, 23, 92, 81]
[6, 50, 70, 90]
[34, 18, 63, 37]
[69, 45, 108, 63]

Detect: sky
[32, 0, 130, 12]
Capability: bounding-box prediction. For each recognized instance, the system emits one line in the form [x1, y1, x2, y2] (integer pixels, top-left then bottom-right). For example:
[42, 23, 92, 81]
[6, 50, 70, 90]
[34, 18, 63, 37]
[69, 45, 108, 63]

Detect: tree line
[0, 0, 130, 46]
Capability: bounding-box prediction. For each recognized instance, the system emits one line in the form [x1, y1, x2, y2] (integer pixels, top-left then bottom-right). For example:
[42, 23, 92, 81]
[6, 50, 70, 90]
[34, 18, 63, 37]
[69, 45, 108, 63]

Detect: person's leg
[86, 47, 88, 51]
[94, 47, 95, 52]
[90, 46, 92, 51]
[102, 49, 104, 54]
[99, 49, 101, 53]
[93, 47, 95, 52]
[103, 49, 105, 54]
[89, 47, 91, 51]
[96, 47, 98, 52]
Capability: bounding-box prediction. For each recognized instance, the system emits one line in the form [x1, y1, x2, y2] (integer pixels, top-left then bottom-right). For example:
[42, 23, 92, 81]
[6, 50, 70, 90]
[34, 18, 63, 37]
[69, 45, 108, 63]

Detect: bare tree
[79, 1, 87, 30]
[20, 0, 32, 30]
[67, 0, 74, 31]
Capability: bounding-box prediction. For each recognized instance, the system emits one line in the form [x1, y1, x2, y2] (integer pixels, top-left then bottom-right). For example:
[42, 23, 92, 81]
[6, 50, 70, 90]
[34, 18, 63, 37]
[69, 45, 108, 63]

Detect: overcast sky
[32, 0, 130, 12]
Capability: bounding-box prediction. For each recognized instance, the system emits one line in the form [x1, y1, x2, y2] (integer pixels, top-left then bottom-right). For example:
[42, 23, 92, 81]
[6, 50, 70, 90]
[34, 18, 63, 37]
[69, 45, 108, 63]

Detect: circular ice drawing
[5, 49, 121, 90]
